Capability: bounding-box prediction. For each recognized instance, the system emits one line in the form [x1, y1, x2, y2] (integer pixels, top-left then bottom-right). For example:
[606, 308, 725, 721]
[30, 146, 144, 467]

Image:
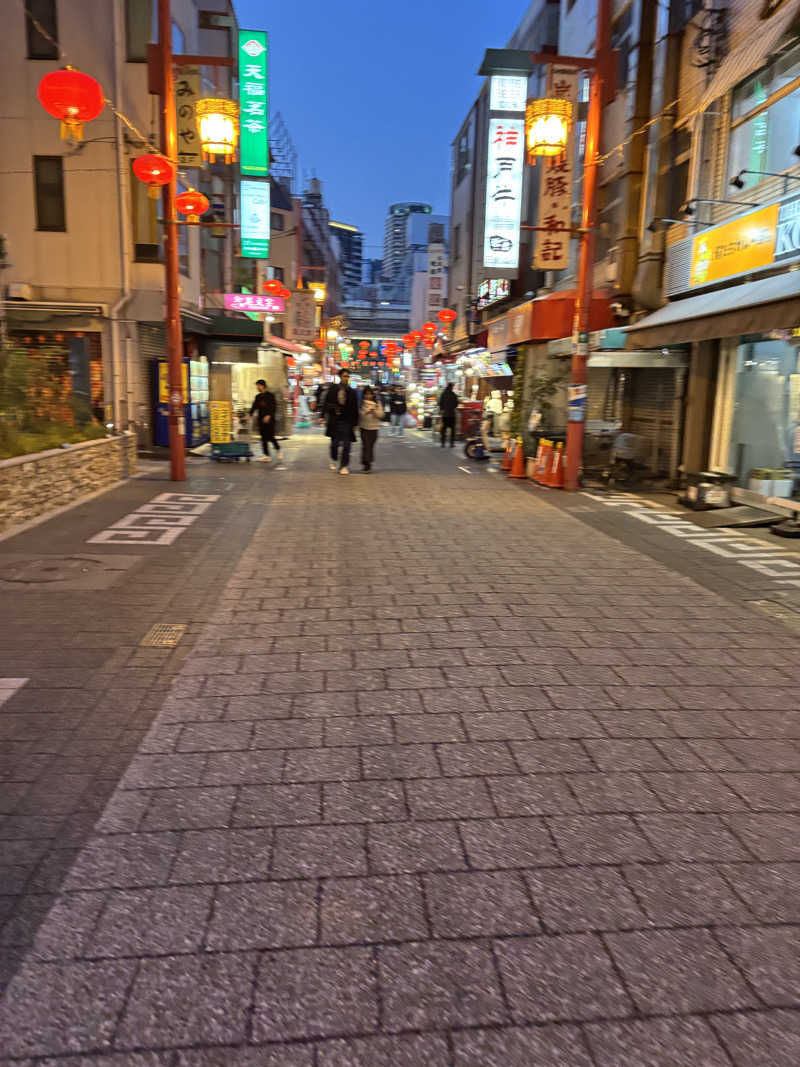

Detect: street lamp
[195, 98, 239, 163]
[525, 98, 572, 160]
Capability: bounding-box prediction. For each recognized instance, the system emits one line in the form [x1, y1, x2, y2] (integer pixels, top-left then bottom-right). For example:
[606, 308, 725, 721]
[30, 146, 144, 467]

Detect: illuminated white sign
[477, 278, 510, 308]
[490, 75, 527, 113]
[483, 118, 524, 271]
[240, 178, 270, 258]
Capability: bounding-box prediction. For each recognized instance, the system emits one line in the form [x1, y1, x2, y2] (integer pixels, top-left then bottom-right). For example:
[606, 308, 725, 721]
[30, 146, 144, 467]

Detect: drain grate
[140, 623, 187, 647]
[747, 600, 800, 633]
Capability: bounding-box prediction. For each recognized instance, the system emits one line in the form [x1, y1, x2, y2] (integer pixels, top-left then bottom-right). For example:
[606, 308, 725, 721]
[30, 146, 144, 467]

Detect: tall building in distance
[329, 221, 364, 298]
[382, 202, 432, 282]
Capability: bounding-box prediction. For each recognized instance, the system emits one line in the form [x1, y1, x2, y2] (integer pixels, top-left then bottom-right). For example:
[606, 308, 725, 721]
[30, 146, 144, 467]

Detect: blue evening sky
[236, 0, 526, 258]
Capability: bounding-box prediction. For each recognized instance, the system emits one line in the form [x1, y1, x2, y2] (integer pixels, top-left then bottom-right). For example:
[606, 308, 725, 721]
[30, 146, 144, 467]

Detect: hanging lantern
[175, 189, 209, 224]
[195, 98, 239, 163]
[409, 330, 422, 342]
[278, 286, 291, 300]
[263, 279, 282, 295]
[525, 97, 572, 159]
[437, 308, 456, 324]
[313, 338, 324, 349]
[38, 67, 105, 142]
[359, 340, 369, 349]
[132, 154, 175, 199]
[421, 321, 437, 334]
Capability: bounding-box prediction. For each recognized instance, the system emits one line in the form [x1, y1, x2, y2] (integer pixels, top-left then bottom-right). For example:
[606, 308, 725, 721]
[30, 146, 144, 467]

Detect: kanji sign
[238, 30, 269, 177]
[534, 67, 578, 271]
[174, 66, 201, 166]
[287, 290, 317, 343]
[483, 118, 525, 271]
[223, 293, 284, 313]
[490, 75, 527, 113]
[240, 178, 270, 258]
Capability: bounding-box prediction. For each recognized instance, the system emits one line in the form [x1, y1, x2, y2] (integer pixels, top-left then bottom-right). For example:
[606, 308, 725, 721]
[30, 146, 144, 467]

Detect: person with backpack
[250, 379, 283, 463]
[438, 382, 459, 447]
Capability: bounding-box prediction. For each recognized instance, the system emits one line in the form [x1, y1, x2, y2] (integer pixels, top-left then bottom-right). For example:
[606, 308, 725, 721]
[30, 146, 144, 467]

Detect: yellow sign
[210, 401, 233, 443]
[158, 363, 189, 404]
[690, 203, 780, 287]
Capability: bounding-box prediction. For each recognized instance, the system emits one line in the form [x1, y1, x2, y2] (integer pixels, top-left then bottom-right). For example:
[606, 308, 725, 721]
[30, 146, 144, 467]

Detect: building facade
[329, 221, 364, 298]
[382, 202, 432, 283]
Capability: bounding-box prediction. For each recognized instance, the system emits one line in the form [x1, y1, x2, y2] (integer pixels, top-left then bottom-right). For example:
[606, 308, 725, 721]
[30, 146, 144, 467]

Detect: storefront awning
[698, 0, 800, 113]
[623, 271, 800, 348]
[588, 350, 688, 369]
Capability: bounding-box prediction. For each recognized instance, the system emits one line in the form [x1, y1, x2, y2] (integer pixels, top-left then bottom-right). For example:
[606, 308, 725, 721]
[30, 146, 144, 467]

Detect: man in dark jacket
[389, 384, 407, 436]
[439, 382, 459, 447]
[322, 369, 359, 475]
[250, 379, 283, 463]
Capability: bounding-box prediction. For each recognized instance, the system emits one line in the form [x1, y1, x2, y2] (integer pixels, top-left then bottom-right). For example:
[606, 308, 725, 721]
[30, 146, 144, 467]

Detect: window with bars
[26, 0, 58, 59]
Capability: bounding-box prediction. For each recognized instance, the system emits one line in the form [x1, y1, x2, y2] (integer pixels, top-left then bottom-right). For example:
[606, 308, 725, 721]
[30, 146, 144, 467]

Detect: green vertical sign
[238, 30, 269, 177]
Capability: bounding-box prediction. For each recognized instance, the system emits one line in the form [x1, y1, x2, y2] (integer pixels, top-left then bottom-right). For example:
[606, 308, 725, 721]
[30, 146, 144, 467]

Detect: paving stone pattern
[0, 433, 799, 1064]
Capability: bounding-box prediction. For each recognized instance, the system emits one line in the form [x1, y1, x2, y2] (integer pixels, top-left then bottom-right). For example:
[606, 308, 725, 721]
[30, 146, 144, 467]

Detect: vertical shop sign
[174, 65, 202, 165]
[240, 178, 270, 258]
[238, 30, 269, 177]
[483, 118, 525, 270]
[288, 290, 316, 343]
[534, 66, 578, 271]
[490, 75, 527, 113]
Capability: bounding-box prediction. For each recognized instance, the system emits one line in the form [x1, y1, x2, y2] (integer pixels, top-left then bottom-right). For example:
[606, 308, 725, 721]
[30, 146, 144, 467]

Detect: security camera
[730, 173, 745, 190]
[680, 202, 695, 216]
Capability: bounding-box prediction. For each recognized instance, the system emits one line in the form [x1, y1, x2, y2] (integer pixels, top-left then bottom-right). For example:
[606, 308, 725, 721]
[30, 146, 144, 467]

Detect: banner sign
[240, 178, 270, 258]
[288, 290, 317, 343]
[210, 401, 232, 443]
[534, 66, 579, 271]
[224, 293, 284, 313]
[483, 117, 525, 271]
[238, 30, 269, 177]
[174, 66, 201, 166]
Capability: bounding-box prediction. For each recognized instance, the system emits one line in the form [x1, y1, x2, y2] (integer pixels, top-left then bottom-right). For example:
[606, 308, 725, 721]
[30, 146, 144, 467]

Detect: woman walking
[359, 385, 383, 473]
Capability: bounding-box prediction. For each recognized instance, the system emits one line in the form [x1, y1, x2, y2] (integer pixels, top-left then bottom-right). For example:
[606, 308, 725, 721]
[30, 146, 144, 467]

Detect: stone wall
[0, 434, 137, 533]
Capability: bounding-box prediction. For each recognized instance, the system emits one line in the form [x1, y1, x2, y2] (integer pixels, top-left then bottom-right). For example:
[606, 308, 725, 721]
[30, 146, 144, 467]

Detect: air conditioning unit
[8, 283, 34, 300]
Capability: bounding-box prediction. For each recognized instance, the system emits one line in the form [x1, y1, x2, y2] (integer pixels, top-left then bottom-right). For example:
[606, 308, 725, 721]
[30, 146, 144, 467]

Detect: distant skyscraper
[329, 221, 363, 296]
[382, 203, 432, 282]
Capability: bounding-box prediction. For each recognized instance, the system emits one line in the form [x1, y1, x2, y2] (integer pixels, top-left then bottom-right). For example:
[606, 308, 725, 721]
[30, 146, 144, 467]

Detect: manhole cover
[140, 623, 187, 647]
[0, 557, 106, 584]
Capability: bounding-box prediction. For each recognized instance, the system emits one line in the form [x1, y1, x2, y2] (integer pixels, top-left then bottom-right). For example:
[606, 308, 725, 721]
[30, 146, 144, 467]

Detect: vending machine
[152, 355, 210, 448]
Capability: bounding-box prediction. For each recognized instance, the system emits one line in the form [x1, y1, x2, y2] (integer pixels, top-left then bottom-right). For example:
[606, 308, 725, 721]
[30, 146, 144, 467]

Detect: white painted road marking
[87, 493, 221, 546]
[0, 678, 28, 706]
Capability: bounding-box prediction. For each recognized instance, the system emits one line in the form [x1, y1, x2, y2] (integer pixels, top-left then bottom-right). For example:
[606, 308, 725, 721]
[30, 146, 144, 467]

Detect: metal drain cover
[0, 554, 139, 591]
[141, 623, 187, 647]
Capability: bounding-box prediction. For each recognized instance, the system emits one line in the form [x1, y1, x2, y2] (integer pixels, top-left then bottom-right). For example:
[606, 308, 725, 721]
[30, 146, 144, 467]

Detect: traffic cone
[501, 440, 513, 471]
[509, 436, 527, 478]
[534, 439, 552, 485]
[547, 442, 565, 488]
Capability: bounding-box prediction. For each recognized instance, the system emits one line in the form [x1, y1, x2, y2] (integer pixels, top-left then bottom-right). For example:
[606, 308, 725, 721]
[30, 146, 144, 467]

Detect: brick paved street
[0, 429, 799, 1065]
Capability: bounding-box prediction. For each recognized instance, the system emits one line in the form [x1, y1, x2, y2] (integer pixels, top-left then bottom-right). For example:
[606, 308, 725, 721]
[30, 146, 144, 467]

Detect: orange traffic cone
[501, 439, 513, 471]
[546, 442, 565, 488]
[509, 436, 527, 478]
[534, 439, 552, 485]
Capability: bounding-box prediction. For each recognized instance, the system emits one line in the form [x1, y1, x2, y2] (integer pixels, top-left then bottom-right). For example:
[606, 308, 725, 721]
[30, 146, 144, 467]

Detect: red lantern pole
[564, 0, 613, 491]
[158, 0, 185, 481]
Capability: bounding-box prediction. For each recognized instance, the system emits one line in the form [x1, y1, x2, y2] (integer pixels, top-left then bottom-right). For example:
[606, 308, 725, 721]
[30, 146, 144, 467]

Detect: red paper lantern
[175, 189, 209, 223]
[313, 338, 324, 349]
[438, 308, 456, 324]
[409, 331, 422, 342]
[422, 321, 436, 334]
[264, 279, 282, 295]
[132, 154, 175, 199]
[278, 286, 291, 300]
[359, 340, 369, 349]
[38, 67, 104, 141]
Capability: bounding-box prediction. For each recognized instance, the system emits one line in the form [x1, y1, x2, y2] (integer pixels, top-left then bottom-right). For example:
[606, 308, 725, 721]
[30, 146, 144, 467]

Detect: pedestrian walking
[389, 383, 407, 436]
[250, 379, 283, 463]
[323, 368, 359, 475]
[439, 382, 459, 447]
[359, 385, 383, 473]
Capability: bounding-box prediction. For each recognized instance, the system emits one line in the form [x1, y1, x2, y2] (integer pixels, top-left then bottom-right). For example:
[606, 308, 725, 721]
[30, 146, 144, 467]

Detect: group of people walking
[251, 372, 461, 474]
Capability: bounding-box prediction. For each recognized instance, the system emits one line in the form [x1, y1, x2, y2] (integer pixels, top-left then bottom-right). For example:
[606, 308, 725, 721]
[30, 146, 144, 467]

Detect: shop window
[271, 266, 284, 282]
[34, 156, 65, 231]
[26, 0, 58, 59]
[727, 43, 800, 190]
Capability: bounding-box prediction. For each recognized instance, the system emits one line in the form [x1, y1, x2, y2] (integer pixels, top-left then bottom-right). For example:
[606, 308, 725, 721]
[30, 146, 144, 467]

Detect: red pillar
[158, 0, 186, 481]
[564, 0, 613, 491]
